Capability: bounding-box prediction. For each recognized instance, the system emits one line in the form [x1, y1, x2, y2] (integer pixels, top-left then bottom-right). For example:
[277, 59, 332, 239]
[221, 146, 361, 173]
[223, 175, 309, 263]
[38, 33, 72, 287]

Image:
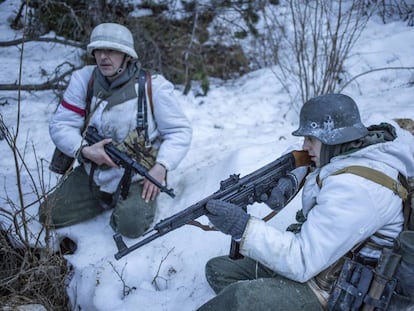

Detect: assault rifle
[113, 150, 312, 260]
[84, 126, 175, 198]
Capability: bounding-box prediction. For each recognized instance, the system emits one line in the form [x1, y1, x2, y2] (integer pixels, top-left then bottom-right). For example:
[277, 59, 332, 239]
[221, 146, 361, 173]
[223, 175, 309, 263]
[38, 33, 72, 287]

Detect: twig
[108, 261, 136, 298]
[151, 247, 175, 291]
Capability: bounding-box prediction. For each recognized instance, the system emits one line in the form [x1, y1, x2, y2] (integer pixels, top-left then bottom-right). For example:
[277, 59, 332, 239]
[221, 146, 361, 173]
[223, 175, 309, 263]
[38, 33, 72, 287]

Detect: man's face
[94, 49, 127, 79]
[302, 136, 322, 167]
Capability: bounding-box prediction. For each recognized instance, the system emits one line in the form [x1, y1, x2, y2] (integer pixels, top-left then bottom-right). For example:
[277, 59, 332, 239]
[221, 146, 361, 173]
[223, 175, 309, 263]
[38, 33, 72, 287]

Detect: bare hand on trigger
[81, 139, 118, 168]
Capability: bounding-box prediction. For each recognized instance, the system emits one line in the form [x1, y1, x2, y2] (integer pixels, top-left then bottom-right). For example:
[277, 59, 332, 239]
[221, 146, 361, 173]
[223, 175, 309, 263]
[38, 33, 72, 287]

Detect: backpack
[49, 68, 153, 174]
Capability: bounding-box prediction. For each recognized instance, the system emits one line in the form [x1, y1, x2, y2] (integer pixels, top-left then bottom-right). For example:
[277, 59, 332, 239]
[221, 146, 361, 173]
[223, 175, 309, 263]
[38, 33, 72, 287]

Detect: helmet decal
[310, 121, 318, 129]
[323, 115, 334, 131]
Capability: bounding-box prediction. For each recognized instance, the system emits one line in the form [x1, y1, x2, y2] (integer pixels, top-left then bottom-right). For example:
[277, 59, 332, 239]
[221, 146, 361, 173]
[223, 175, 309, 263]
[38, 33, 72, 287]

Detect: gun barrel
[113, 203, 205, 260]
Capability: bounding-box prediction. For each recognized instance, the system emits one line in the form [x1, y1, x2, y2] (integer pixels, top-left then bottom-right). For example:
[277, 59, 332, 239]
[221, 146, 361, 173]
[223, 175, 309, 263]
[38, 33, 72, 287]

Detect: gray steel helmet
[292, 94, 368, 145]
[86, 23, 138, 59]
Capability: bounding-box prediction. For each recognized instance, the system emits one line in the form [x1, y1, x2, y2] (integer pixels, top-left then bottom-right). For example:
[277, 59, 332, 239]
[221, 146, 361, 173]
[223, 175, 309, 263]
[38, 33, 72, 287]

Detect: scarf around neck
[320, 123, 397, 167]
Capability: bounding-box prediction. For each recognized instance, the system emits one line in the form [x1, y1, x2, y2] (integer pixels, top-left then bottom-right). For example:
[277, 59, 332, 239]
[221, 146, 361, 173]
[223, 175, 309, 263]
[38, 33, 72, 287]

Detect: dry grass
[0, 229, 71, 310]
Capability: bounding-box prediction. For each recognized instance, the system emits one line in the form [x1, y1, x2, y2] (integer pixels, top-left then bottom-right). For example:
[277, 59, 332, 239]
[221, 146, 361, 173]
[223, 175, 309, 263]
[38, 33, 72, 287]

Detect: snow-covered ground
[1, 1, 414, 310]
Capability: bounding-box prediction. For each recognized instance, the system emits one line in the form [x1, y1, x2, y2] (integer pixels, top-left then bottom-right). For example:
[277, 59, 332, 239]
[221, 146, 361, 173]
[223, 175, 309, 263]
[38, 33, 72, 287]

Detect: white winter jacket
[239, 122, 414, 284]
[50, 65, 192, 193]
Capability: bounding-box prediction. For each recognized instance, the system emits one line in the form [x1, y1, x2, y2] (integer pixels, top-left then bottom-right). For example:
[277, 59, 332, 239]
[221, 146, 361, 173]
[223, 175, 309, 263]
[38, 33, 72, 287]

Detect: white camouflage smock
[239, 122, 414, 284]
[50, 65, 192, 193]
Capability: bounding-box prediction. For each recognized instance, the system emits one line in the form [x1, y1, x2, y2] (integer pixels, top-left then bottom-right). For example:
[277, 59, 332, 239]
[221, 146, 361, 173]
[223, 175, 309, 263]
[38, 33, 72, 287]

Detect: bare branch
[258, 0, 375, 105]
[339, 66, 414, 92]
[0, 65, 81, 91]
[0, 36, 85, 48]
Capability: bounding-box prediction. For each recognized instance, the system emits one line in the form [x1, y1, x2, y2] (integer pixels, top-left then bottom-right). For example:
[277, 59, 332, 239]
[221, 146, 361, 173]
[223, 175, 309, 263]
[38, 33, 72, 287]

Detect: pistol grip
[229, 239, 244, 260]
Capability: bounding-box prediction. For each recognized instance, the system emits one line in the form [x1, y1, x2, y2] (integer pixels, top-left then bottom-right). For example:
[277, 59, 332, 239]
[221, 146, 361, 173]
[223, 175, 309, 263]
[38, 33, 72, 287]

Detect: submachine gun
[84, 126, 175, 198]
[113, 150, 312, 260]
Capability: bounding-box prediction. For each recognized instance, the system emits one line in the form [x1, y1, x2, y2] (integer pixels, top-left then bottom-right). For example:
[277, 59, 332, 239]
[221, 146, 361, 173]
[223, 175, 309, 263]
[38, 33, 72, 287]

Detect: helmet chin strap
[108, 54, 128, 78]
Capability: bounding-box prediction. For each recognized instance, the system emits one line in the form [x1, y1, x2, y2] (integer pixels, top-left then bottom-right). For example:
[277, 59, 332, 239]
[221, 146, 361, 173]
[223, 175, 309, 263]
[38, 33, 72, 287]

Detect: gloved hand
[206, 200, 250, 240]
[265, 174, 297, 211]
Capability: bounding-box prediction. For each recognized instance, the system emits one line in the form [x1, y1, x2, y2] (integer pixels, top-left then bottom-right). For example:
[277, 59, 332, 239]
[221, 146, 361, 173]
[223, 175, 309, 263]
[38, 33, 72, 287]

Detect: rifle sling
[137, 69, 149, 143]
[146, 71, 154, 114]
[318, 165, 410, 235]
[188, 220, 218, 231]
[319, 166, 408, 200]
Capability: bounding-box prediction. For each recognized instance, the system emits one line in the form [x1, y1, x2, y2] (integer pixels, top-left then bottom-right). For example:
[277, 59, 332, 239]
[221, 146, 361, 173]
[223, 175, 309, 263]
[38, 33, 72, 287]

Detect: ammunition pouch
[327, 231, 414, 311]
[49, 147, 75, 174]
[394, 231, 414, 297]
[327, 257, 393, 310]
[114, 129, 158, 199]
[315, 257, 346, 292]
[116, 129, 158, 171]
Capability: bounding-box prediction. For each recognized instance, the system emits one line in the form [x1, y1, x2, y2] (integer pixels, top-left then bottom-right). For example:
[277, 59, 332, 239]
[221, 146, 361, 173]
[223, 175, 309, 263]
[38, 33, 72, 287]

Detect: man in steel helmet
[197, 94, 414, 310]
[292, 94, 368, 167]
[39, 23, 192, 242]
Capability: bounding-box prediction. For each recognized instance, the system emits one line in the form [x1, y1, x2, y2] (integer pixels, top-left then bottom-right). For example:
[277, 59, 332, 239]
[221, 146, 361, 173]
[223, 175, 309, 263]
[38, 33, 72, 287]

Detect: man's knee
[38, 181, 102, 228]
[110, 194, 156, 238]
[205, 256, 237, 294]
[198, 280, 261, 311]
[206, 256, 228, 276]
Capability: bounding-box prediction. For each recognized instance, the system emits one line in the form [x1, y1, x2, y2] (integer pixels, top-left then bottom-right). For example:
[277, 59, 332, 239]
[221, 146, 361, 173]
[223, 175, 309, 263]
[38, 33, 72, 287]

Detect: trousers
[197, 255, 323, 311]
[39, 165, 155, 238]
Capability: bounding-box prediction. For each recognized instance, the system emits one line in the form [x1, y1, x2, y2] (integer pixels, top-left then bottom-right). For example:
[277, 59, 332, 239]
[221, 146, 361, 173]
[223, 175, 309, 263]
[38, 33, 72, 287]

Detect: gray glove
[206, 200, 249, 240]
[265, 174, 297, 211]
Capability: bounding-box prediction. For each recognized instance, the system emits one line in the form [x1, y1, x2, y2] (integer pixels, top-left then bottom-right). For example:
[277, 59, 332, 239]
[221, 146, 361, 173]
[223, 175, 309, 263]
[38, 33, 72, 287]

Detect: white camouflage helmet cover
[87, 23, 138, 59]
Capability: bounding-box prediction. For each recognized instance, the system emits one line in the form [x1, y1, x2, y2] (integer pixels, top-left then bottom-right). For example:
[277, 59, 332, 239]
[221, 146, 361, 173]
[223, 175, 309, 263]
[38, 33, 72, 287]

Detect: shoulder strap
[85, 68, 96, 120]
[318, 166, 408, 200]
[136, 69, 155, 146]
[85, 68, 154, 122]
[146, 71, 154, 116]
[137, 69, 154, 116]
[319, 166, 411, 230]
[331, 166, 408, 200]
[137, 69, 147, 131]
